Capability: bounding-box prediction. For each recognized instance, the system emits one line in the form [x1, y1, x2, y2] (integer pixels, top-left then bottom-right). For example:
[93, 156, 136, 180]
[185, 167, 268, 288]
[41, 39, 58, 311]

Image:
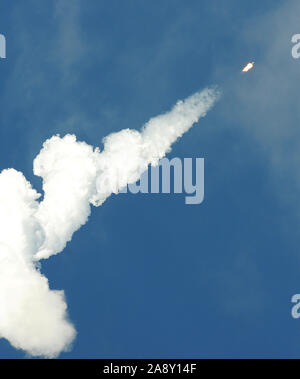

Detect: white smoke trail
[0, 87, 220, 357]
[0, 169, 76, 358]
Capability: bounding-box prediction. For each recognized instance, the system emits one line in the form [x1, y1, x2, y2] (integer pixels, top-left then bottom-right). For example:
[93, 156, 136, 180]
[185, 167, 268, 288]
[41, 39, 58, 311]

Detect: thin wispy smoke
[0, 88, 220, 357]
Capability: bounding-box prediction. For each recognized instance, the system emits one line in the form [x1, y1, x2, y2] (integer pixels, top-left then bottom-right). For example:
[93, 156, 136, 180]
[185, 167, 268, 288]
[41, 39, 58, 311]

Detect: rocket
[242, 62, 254, 72]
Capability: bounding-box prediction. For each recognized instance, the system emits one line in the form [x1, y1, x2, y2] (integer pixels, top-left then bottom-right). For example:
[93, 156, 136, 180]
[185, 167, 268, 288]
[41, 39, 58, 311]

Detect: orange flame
[242, 62, 254, 72]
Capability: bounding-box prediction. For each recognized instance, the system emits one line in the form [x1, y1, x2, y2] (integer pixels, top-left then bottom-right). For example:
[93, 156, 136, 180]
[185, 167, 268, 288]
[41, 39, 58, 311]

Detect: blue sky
[1, 0, 300, 358]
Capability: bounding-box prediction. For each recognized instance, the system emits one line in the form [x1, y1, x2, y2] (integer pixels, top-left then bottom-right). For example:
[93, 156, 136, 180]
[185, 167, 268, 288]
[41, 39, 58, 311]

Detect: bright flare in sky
[242, 62, 254, 72]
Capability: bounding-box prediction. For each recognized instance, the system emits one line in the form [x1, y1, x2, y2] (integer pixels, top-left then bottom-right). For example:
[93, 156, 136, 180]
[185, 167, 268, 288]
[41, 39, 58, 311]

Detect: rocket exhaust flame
[242, 62, 254, 72]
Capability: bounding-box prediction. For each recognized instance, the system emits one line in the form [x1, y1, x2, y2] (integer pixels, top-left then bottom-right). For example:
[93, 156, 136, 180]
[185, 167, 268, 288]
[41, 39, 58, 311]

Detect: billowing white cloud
[0, 170, 76, 358]
[0, 88, 220, 357]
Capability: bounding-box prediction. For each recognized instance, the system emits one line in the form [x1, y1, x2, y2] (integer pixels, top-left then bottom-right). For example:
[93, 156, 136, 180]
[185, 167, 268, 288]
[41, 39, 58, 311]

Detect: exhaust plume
[0, 87, 220, 357]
